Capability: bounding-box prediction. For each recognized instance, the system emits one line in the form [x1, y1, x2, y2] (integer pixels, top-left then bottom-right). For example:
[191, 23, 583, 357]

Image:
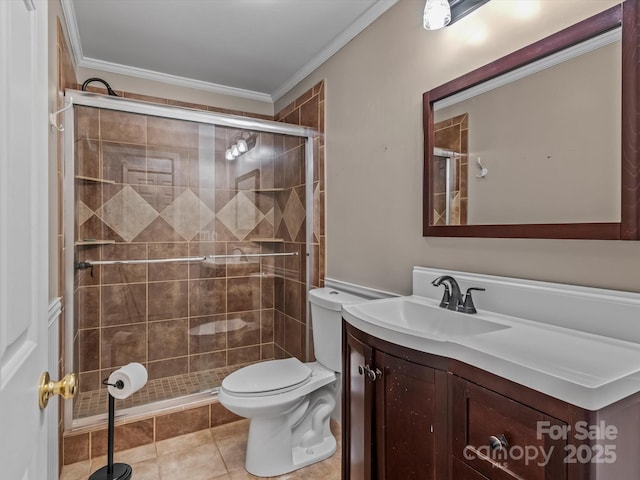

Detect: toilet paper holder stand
[88, 379, 133, 480]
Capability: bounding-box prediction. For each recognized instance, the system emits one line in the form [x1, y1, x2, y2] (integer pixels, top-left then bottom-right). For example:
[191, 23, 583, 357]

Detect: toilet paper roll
[107, 362, 148, 400]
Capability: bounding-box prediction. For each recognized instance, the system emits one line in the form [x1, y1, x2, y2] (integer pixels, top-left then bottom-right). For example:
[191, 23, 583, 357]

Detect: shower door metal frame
[63, 89, 316, 430]
[434, 147, 458, 226]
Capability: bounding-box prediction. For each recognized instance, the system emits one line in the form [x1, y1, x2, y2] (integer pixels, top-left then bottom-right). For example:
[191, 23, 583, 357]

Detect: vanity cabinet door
[374, 350, 442, 480]
[452, 376, 567, 480]
[343, 326, 447, 480]
[343, 329, 374, 480]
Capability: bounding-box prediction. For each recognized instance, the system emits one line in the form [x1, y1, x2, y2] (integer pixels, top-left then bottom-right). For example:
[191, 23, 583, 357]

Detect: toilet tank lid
[309, 287, 367, 311]
[222, 358, 311, 395]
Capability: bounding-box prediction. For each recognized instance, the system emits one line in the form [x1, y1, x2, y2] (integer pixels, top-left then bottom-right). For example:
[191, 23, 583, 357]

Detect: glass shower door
[70, 104, 310, 422]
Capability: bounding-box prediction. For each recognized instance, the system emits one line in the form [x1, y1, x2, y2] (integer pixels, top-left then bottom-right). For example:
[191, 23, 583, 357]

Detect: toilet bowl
[217, 287, 367, 477]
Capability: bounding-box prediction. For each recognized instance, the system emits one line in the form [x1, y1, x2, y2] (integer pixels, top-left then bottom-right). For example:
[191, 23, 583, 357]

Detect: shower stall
[63, 91, 317, 429]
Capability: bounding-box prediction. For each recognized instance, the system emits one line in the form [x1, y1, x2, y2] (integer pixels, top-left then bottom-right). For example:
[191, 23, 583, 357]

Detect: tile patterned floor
[74, 364, 249, 418]
[59, 419, 342, 480]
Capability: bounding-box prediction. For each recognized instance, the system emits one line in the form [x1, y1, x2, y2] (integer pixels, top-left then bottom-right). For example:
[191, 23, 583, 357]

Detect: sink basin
[344, 296, 511, 341]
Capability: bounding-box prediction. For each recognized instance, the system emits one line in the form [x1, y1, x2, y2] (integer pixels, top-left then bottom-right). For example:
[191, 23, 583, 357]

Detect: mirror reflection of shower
[431, 112, 468, 226]
[434, 148, 460, 226]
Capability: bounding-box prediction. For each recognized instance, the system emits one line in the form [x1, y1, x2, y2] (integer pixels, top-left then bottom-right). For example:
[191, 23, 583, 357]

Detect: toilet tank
[309, 288, 367, 373]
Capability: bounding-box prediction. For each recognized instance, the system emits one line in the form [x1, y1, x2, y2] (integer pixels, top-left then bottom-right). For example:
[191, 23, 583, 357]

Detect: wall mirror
[422, 3, 640, 239]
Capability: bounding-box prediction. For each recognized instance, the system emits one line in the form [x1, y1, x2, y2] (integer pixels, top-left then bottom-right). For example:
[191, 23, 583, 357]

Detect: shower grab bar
[75, 251, 298, 270]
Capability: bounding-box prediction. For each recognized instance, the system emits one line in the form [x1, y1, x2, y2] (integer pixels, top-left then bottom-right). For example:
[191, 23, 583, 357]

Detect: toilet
[217, 287, 366, 477]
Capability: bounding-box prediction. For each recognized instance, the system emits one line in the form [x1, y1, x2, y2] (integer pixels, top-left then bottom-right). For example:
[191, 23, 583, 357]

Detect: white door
[0, 0, 52, 479]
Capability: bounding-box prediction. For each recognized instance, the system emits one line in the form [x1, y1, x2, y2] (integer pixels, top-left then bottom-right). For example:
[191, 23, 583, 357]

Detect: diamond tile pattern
[216, 192, 265, 240]
[160, 189, 215, 241]
[77, 200, 94, 226]
[284, 189, 306, 241]
[265, 206, 275, 226]
[97, 186, 159, 242]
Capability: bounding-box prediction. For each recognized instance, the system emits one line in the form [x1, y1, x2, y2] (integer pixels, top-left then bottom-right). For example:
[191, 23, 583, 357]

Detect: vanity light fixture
[423, 0, 451, 30]
[423, 0, 491, 30]
[237, 139, 248, 153]
[226, 131, 257, 161]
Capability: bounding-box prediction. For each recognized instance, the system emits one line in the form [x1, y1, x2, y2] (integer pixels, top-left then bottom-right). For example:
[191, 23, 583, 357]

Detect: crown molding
[434, 27, 621, 110]
[76, 56, 274, 103]
[60, 0, 84, 67]
[60, 0, 272, 102]
[271, 0, 399, 102]
[59, 0, 398, 105]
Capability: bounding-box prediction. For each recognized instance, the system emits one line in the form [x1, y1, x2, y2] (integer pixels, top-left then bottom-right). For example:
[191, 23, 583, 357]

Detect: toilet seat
[222, 358, 312, 397]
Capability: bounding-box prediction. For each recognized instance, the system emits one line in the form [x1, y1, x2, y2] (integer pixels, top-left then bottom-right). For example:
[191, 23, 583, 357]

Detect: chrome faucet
[431, 275, 485, 314]
[431, 275, 463, 311]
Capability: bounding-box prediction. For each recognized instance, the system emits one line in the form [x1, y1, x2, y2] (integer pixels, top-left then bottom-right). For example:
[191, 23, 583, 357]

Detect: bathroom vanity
[341, 267, 640, 480]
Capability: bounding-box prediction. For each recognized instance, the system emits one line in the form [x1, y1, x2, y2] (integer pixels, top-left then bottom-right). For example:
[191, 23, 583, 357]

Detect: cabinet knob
[488, 434, 508, 452]
[357, 364, 382, 381]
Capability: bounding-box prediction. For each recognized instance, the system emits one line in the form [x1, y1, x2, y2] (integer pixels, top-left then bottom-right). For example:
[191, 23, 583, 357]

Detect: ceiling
[62, 0, 399, 103]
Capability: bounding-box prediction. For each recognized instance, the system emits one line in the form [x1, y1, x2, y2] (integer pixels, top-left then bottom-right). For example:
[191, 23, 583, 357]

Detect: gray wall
[276, 0, 636, 294]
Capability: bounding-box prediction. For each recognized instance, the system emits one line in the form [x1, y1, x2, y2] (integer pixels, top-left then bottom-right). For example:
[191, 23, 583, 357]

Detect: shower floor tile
[74, 363, 249, 419]
[60, 419, 342, 480]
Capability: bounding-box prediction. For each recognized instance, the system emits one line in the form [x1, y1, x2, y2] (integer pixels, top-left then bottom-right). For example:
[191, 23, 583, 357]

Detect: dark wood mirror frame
[423, 2, 639, 239]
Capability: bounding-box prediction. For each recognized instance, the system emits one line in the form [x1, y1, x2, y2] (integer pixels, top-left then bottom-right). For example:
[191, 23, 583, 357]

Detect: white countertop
[341, 267, 640, 411]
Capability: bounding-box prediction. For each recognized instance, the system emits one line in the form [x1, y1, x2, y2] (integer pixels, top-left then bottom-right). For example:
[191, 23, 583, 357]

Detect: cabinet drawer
[452, 457, 490, 480]
[452, 377, 567, 480]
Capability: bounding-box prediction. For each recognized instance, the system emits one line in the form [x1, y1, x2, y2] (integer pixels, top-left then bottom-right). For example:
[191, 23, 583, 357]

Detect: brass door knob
[38, 372, 77, 409]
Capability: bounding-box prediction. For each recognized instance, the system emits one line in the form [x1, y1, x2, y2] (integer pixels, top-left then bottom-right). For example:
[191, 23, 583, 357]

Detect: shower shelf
[75, 175, 115, 184]
[247, 188, 285, 192]
[251, 238, 284, 243]
[75, 240, 115, 246]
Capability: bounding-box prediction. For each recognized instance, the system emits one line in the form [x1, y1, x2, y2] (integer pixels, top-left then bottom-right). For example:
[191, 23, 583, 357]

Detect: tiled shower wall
[73, 106, 312, 397]
[274, 81, 326, 362]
